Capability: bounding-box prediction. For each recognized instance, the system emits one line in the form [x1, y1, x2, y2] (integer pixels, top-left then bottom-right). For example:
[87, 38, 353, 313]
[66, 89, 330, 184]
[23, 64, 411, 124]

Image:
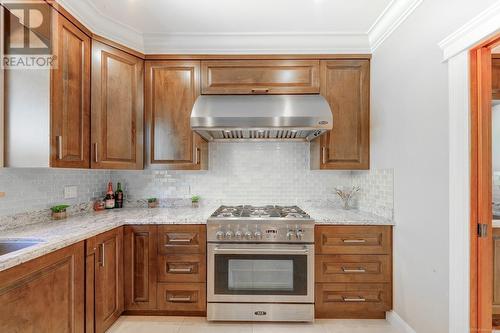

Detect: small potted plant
[147, 198, 158, 208]
[191, 195, 200, 208]
[50, 204, 70, 220]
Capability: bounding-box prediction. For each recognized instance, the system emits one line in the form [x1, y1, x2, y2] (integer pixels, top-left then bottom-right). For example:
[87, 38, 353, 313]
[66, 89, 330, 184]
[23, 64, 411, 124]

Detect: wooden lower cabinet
[0, 242, 85, 333]
[123, 225, 207, 316]
[86, 227, 124, 333]
[493, 229, 500, 316]
[315, 226, 393, 319]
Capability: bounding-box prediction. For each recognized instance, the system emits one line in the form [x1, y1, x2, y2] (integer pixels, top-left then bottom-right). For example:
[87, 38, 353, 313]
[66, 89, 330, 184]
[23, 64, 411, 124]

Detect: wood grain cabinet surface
[145, 61, 208, 170]
[315, 226, 392, 319]
[493, 228, 500, 316]
[0, 242, 85, 333]
[86, 227, 124, 333]
[124, 225, 158, 311]
[201, 60, 320, 95]
[493, 55, 500, 100]
[50, 11, 91, 168]
[91, 41, 144, 170]
[158, 225, 207, 255]
[311, 60, 370, 170]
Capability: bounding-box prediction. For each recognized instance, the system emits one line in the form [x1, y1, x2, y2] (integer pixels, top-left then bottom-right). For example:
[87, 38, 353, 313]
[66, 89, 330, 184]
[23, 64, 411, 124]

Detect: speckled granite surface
[0, 206, 392, 272]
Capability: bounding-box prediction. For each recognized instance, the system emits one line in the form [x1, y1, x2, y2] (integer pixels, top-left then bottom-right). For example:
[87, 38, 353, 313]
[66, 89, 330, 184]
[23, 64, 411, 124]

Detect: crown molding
[368, 0, 423, 52]
[439, 1, 500, 61]
[56, 0, 144, 52]
[54, 0, 426, 55]
[143, 32, 371, 54]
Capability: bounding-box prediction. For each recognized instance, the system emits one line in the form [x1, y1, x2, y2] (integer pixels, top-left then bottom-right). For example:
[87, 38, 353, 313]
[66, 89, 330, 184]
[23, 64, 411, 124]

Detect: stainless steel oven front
[207, 243, 315, 321]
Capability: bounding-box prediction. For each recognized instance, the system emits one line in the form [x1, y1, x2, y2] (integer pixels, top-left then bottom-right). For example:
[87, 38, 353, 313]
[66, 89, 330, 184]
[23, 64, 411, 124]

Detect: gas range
[207, 205, 315, 322]
[207, 205, 315, 243]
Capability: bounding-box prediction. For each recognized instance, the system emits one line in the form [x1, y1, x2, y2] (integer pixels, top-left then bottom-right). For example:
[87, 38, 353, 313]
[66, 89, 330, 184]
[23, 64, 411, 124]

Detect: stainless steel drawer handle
[251, 88, 270, 94]
[168, 267, 193, 273]
[214, 247, 309, 255]
[168, 296, 192, 302]
[342, 239, 367, 244]
[322, 147, 327, 164]
[342, 297, 366, 302]
[342, 268, 366, 273]
[94, 143, 99, 163]
[167, 239, 192, 244]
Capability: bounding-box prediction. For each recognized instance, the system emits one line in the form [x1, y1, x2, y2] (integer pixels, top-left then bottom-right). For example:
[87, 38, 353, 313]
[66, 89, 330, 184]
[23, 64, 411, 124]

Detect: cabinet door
[93, 228, 124, 333]
[124, 226, 158, 311]
[0, 242, 84, 333]
[145, 61, 208, 170]
[50, 13, 90, 168]
[493, 229, 500, 316]
[493, 55, 500, 100]
[91, 41, 144, 170]
[311, 60, 370, 170]
[201, 60, 320, 94]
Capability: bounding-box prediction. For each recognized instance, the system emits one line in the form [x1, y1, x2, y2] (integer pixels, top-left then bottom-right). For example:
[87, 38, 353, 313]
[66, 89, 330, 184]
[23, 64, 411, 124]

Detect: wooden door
[493, 55, 500, 100]
[145, 61, 208, 170]
[91, 228, 124, 333]
[311, 60, 370, 170]
[50, 12, 90, 168]
[0, 242, 85, 333]
[493, 229, 500, 318]
[201, 60, 320, 94]
[91, 41, 144, 170]
[124, 225, 158, 311]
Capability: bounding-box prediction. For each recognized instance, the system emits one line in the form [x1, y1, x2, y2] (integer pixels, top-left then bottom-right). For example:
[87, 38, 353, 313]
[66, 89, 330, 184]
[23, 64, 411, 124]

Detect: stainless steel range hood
[190, 95, 333, 141]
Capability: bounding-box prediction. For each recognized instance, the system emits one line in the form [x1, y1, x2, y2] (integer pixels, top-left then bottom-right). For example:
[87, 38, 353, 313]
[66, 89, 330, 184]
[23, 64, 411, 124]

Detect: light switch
[64, 186, 77, 199]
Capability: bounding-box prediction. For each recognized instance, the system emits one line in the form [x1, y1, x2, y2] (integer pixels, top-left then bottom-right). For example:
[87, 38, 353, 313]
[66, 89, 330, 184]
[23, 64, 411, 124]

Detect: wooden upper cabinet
[91, 41, 144, 170]
[493, 55, 500, 100]
[201, 60, 320, 94]
[50, 12, 90, 168]
[311, 60, 370, 170]
[145, 61, 208, 170]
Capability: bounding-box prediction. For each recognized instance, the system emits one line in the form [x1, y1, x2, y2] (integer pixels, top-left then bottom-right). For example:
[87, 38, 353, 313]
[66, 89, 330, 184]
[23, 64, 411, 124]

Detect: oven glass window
[215, 254, 307, 295]
[228, 259, 294, 291]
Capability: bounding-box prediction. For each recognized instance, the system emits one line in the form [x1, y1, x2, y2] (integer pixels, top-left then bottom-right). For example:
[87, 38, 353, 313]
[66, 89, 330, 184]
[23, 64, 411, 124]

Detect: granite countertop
[0, 206, 392, 272]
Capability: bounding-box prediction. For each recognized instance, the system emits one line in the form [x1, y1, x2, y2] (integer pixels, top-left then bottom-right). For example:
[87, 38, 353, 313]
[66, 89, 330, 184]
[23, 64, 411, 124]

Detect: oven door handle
[213, 246, 310, 255]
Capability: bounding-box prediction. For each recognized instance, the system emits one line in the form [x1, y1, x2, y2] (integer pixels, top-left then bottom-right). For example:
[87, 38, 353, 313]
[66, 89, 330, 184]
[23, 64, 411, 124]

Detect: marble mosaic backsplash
[0, 142, 395, 226]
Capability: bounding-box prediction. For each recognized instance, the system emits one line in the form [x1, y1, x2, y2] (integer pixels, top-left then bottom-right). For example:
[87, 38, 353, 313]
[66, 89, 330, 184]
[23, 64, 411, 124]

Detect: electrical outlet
[64, 186, 77, 199]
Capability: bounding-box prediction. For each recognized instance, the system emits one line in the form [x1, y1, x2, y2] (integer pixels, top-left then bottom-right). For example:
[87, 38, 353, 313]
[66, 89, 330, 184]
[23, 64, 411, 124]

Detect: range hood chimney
[190, 95, 333, 141]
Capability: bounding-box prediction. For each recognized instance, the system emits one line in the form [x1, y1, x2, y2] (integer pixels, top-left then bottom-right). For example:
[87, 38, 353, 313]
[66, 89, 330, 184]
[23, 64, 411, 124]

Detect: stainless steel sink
[0, 240, 43, 256]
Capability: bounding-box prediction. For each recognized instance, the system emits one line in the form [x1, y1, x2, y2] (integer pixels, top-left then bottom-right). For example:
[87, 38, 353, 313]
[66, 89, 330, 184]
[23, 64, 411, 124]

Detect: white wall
[371, 0, 498, 332]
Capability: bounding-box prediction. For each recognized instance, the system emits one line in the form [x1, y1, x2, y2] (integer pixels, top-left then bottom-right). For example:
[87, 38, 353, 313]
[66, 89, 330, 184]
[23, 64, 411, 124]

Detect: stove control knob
[245, 231, 253, 240]
[286, 231, 295, 241]
[216, 230, 225, 240]
[225, 230, 234, 240]
[254, 231, 262, 240]
[235, 230, 243, 240]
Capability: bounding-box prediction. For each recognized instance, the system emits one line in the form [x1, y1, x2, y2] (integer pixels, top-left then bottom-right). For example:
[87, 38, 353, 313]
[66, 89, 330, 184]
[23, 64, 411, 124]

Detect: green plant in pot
[50, 204, 70, 220]
[191, 195, 200, 208]
[147, 198, 158, 208]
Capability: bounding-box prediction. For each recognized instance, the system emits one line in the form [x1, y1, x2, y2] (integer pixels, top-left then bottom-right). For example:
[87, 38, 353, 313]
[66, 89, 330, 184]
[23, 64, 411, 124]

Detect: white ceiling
[57, 0, 423, 54]
[85, 0, 391, 34]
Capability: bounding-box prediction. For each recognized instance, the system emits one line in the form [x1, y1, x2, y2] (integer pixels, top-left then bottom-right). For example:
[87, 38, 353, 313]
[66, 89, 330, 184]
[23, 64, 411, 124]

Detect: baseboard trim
[387, 311, 417, 333]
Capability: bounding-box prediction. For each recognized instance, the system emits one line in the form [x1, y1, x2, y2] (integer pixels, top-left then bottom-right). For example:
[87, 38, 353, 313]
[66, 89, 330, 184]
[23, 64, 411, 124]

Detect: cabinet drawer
[158, 225, 206, 254]
[315, 226, 392, 255]
[315, 255, 391, 283]
[201, 60, 320, 94]
[157, 283, 206, 313]
[315, 283, 391, 319]
[158, 254, 206, 283]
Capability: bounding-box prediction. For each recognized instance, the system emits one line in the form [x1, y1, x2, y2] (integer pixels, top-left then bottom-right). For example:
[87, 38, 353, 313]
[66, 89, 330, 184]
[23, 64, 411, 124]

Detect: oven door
[207, 243, 314, 303]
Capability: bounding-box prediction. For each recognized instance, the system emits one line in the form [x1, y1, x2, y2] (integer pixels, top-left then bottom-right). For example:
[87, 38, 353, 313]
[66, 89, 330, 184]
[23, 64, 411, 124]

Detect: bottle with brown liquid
[115, 182, 124, 208]
[105, 182, 115, 209]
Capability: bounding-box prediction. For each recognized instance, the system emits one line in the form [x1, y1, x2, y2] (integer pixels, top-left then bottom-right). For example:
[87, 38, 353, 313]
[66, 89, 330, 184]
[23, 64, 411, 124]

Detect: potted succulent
[191, 195, 200, 208]
[147, 198, 158, 208]
[50, 204, 70, 220]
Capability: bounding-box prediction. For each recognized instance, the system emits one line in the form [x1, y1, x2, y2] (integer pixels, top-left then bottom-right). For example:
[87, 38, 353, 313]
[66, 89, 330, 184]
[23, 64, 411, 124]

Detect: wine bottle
[105, 182, 115, 209]
[115, 182, 124, 208]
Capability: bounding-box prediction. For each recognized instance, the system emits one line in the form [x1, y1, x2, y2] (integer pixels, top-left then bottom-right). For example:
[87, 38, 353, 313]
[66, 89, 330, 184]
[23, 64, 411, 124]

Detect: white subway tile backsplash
[0, 142, 394, 221]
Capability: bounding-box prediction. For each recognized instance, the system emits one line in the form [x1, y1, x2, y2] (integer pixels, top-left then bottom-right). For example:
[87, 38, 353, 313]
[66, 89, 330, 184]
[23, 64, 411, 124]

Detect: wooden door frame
[470, 35, 500, 333]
